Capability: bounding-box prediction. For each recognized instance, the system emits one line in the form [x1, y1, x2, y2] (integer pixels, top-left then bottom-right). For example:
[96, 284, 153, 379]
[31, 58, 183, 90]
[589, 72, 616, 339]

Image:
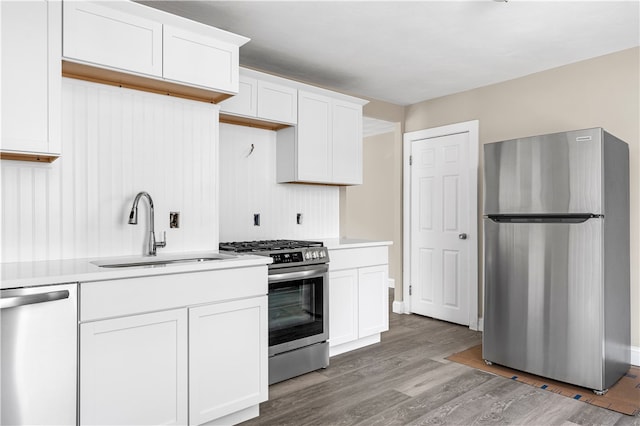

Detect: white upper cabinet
[63, 1, 162, 77]
[256, 80, 297, 124]
[62, 0, 249, 99]
[332, 100, 363, 185]
[220, 69, 297, 126]
[219, 75, 259, 117]
[277, 90, 366, 185]
[163, 25, 239, 93]
[296, 91, 332, 182]
[1, 0, 61, 159]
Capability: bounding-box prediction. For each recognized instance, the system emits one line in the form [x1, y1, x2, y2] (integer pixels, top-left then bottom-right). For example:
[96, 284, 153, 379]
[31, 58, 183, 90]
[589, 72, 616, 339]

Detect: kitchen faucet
[128, 191, 166, 256]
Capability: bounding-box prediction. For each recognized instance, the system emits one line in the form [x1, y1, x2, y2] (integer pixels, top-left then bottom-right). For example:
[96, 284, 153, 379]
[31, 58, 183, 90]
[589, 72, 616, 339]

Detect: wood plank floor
[242, 290, 639, 425]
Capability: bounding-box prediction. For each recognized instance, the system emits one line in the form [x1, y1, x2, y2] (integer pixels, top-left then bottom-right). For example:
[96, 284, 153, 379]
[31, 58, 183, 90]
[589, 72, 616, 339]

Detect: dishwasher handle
[1, 289, 70, 310]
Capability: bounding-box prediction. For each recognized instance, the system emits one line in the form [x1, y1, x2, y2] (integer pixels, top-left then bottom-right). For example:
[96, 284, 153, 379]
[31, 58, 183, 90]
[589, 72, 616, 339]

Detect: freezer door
[483, 218, 604, 390]
[484, 128, 602, 215]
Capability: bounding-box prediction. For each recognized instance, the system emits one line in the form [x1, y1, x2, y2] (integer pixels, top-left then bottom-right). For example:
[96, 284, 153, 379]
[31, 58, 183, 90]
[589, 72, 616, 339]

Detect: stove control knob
[312, 251, 318, 259]
[305, 251, 311, 260]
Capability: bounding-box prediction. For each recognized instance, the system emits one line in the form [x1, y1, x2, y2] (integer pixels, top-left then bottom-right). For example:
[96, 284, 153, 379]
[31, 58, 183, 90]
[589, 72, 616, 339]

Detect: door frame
[402, 120, 480, 330]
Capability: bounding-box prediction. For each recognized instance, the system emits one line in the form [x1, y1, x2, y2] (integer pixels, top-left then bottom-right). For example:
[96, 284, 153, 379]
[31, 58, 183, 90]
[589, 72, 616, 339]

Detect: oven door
[268, 264, 329, 356]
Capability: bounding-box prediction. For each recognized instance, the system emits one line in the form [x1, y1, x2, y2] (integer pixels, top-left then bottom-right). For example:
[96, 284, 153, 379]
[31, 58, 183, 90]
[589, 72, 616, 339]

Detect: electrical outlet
[254, 213, 260, 226]
[170, 212, 180, 228]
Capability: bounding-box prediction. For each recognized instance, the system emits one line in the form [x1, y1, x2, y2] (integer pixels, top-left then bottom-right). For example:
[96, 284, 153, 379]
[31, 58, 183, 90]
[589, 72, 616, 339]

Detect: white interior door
[404, 121, 478, 328]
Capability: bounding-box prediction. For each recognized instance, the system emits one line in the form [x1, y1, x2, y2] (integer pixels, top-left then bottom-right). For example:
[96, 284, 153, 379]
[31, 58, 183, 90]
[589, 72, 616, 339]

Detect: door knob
[459, 233, 468, 240]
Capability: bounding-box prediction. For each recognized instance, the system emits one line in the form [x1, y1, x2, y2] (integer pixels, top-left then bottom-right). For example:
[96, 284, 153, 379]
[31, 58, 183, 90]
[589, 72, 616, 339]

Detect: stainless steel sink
[91, 253, 235, 268]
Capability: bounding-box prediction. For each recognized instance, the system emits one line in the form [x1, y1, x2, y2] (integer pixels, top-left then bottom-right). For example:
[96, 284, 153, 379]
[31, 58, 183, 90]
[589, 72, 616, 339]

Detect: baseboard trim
[330, 334, 380, 357]
[392, 300, 405, 314]
[202, 405, 259, 425]
[631, 345, 640, 367]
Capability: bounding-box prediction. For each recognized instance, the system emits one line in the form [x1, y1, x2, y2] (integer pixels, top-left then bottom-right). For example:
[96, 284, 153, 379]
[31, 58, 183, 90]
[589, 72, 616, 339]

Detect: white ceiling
[141, 1, 640, 106]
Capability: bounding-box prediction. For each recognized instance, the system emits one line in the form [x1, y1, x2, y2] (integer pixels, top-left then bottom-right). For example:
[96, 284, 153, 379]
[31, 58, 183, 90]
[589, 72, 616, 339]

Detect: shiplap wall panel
[218, 124, 339, 241]
[1, 78, 219, 263]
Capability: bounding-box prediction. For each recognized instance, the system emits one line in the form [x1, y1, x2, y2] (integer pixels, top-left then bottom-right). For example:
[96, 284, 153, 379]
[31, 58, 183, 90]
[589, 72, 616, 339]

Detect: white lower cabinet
[189, 297, 268, 425]
[328, 245, 389, 356]
[80, 309, 188, 425]
[328, 269, 358, 346]
[358, 266, 389, 337]
[79, 267, 268, 425]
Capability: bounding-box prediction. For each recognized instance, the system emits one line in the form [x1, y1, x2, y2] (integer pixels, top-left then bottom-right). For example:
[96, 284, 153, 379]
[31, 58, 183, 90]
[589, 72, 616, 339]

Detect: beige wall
[340, 127, 402, 292]
[404, 47, 640, 347]
[340, 99, 404, 299]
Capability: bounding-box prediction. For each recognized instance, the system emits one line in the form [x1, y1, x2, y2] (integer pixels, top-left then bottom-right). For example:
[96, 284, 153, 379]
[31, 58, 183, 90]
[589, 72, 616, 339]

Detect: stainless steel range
[219, 240, 330, 384]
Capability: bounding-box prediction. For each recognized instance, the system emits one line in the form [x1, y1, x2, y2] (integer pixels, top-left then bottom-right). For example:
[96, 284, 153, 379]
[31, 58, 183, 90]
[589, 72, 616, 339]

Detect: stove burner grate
[219, 239, 324, 253]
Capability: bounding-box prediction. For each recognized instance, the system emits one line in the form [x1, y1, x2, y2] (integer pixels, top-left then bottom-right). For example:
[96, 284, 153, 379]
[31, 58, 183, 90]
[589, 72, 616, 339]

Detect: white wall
[1, 78, 219, 262]
[218, 123, 339, 242]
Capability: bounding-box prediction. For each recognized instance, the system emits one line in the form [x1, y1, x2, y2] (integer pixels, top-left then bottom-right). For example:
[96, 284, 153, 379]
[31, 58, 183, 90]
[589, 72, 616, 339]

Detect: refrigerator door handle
[486, 214, 602, 224]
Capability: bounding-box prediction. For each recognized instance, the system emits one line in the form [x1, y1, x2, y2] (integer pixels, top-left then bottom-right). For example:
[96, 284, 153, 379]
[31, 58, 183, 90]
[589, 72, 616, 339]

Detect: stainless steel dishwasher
[1, 283, 77, 425]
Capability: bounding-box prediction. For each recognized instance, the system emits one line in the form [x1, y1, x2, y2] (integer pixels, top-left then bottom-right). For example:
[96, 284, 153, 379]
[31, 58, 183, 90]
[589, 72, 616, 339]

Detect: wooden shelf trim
[62, 60, 233, 104]
[0, 151, 59, 163]
[219, 114, 291, 131]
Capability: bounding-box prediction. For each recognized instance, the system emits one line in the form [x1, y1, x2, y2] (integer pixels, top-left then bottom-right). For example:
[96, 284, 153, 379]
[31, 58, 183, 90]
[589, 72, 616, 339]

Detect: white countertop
[1, 251, 272, 290]
[323, 238, 393, 249]
[0, 240, 391, 289]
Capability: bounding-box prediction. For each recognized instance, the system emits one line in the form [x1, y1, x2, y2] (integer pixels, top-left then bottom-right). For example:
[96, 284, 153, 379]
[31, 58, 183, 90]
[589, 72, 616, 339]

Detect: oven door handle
[269, 267, 327, 282]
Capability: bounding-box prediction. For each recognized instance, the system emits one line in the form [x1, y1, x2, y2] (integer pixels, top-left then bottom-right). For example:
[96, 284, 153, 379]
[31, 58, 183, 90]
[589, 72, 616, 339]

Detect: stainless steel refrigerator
[482, 128, 630, 393]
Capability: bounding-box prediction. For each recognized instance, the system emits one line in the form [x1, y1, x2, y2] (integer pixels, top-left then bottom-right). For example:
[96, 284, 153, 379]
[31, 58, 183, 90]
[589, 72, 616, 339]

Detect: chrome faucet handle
[155, 231, 167, 249]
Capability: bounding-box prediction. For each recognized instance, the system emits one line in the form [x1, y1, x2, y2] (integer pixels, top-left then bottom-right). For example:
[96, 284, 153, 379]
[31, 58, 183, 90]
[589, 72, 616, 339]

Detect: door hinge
[409, 155, 413, 166]
[409, 284, 412, 296]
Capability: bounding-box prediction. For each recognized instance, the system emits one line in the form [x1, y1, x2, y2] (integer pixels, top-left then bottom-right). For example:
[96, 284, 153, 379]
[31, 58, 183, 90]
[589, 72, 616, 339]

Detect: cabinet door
[296, 90, 332, 182]
[358, 265, 389, 338]
[219, 75, 258, 116]
[329, 269, 359, 346]
[63, 1, 162, 77]
[189, 296, 268, 425]
[332, 100, 363, 185]
[257, 80, 297, 124]
[80, 309, 188, 425]
[1, 0, 61, 155]
[164, 25, 239, 93]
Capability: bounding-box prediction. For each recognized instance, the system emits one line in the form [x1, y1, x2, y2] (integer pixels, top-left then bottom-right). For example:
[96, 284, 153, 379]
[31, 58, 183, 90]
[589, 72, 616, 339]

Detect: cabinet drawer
[63, 1, 162, 77]
[80, 266, 267, 322]
[329, 246, 388, 271]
